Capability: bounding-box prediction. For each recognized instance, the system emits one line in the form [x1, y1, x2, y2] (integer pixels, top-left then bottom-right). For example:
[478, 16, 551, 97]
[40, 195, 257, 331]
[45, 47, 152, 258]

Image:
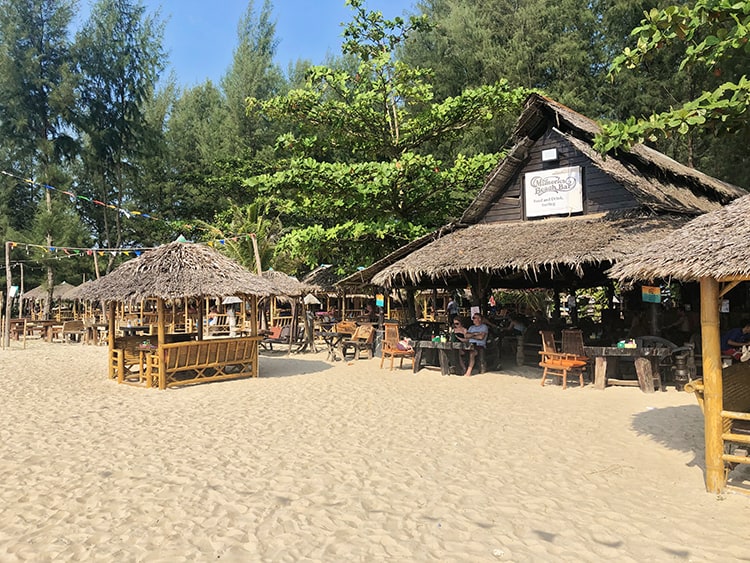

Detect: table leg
[413, 348, 423, 373]
[634, 357, 656, 393]
[594, 356, 608, 389]
[438, 349, 450, 376]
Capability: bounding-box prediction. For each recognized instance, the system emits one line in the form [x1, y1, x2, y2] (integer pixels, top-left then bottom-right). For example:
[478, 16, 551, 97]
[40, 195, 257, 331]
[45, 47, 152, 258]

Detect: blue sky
[126, 0, 416, 87]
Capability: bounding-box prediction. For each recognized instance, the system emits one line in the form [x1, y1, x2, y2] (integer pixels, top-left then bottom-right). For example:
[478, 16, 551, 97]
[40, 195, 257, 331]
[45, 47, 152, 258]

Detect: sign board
[524, 166, 583, 218]
[375, 294, 384, 308]
[642, 286, 661, 303]
[8, 286, 18, 298]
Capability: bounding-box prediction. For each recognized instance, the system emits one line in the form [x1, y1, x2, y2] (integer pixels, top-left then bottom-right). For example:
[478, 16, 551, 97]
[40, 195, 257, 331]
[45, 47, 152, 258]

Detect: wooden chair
[380, 323, 415, 371]
[561, 329, 590, 380]
[342, 323, 375, 360]
[539, 330, 587, 389]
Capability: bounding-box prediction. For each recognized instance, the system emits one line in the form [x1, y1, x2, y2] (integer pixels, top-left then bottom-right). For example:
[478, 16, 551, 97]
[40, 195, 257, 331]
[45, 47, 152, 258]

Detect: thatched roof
[337, 225, 460, 289]
[78, 241, 276, 302]
[23, 281, 78, 300]
[609, 193, 750, 282]
[372, 212, 689, 289]
[261, 270, 318, 297]
[301, 264, 343, 292]
[461, 94, 745, 224]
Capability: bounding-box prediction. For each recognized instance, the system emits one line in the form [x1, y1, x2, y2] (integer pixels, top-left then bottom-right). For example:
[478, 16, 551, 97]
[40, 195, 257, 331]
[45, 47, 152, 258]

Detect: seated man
[455, 313, 488, 377]
[721, 321, 750, 361]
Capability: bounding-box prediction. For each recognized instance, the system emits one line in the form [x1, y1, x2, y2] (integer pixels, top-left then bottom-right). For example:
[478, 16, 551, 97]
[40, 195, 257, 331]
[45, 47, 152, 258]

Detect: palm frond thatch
[372, 212, 688, 288]
[300, 264, 343, 292]
[261, 270, 319, 297]
[77, 241, 276, 302]
[609, 194, 750, 282]
[23, 281, 78, 300]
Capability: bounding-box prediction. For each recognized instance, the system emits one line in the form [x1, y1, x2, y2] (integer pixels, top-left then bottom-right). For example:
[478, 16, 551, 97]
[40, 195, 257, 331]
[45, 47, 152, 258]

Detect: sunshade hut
[609, 194, 750, 494]
[79, 240, 276, 389]
[341, 93, 746, 321]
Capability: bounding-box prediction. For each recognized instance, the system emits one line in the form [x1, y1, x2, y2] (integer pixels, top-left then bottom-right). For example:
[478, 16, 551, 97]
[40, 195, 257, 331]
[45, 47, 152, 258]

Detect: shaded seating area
[77, 240, 276, 389]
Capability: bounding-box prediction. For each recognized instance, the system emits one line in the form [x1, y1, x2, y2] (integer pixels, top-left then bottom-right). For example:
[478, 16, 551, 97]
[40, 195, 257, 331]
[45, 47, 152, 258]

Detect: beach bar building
[80, 240, 276, 389]
[610, 194, 750, 494]
[342, 94, 745, 318]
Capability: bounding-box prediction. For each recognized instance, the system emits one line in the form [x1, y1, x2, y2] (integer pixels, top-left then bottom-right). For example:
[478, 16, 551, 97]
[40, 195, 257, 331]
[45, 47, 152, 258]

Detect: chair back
[561, 329, 585, 356]
[540, 331, 557, 354]
[358, 324, 375, 343]
[384, 323, 400, 345]
[335, 321, 357, 336]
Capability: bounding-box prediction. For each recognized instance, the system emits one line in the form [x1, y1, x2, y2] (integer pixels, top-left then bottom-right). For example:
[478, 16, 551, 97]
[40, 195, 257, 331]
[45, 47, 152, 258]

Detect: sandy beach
[1, 340, 749, 562]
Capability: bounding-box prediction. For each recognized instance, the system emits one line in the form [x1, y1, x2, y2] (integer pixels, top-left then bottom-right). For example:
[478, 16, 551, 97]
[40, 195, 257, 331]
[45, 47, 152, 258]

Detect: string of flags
[1, 169, 160, 221]
[5, 235, 259, 264]
[1, 169, 253, 236]
[1, 169, 265, 262]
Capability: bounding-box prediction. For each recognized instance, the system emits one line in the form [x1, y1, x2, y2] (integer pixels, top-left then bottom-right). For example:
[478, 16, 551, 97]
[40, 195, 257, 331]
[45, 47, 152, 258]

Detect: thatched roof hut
[609, 194, 750, 282]
[342, 93, 746, 293]
[24, 281, 78, 300]
[261, 270, 318, 298]
[79, 241, 275, 302]
[301, 264, 343, 293]
[607, 193, 750, 496]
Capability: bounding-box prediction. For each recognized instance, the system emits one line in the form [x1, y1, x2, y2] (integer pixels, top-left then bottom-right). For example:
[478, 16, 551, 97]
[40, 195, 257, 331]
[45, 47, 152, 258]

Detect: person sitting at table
[207, 306, 219, 326]
[455, 313, 488, 377]
[721, 321, 750, 361]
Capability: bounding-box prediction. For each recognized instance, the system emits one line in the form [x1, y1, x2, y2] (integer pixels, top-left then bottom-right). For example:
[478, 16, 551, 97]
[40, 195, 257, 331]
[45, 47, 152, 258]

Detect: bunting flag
[1, 170, 159, 221]
[2, 169, 258, 237]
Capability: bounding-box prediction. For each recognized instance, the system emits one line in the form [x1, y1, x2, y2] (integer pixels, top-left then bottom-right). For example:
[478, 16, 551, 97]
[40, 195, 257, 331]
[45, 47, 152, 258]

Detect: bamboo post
[700, 277, 725, 493]
[157, 298, 167, 390]
[107, 301, 116, 380]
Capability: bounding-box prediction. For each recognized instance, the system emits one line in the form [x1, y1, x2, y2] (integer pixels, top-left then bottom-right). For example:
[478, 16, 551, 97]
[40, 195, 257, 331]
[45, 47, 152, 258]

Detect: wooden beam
[700, 277, 725, 493]
[719, 280, 742, 298]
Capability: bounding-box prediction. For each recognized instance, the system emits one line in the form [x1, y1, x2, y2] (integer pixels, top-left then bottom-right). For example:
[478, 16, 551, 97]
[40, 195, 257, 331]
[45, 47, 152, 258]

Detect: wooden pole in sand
[157, 297, 167, 390]
[4, 241, 12, 348]
[700, 277, 725, 493]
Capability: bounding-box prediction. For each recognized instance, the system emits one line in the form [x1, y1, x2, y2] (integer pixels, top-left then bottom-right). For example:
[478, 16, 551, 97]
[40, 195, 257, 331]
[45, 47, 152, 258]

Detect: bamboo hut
[340, 93, 746, 319]
[609, 194, 750, 494]
[79, 240, 276, 389]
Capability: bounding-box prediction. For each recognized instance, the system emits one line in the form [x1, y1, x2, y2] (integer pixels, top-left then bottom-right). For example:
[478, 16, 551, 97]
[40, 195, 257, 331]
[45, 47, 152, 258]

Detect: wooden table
[413, 340, 473, 375]
[584, 346, 673, 393]
[316, 331, 348, 361]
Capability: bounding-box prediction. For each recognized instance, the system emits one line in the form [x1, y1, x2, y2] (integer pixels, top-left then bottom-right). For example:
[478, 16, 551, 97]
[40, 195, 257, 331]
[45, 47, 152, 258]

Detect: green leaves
[599, 0, 750, 152]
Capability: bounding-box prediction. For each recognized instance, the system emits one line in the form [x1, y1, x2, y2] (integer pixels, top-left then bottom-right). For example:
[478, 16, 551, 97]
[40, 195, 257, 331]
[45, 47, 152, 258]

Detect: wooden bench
[145, 336, 261, 389]
[685, 362, 750, 487]
[61, 320, 86, 343]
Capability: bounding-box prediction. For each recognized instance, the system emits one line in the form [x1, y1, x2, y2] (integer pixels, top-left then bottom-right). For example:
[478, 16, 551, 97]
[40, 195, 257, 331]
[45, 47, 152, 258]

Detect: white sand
[1, 339, 750, 562]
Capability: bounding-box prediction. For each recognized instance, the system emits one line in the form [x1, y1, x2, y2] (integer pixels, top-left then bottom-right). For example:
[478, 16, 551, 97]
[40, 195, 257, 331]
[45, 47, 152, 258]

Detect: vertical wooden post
[107, 301, 116, 380]
[157, 298, 167, 390]
[700, 277, 725, 493]
[4, 241, 12, 348]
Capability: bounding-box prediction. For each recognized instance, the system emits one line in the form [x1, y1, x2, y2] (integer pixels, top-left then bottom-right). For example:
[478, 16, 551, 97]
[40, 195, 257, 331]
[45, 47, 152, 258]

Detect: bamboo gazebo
[79, 241, 276, 389]
[610, 193, 750, 494]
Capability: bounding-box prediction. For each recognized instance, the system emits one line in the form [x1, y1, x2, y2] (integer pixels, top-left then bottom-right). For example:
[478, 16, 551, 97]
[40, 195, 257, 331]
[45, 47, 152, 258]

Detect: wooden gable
[481, 129, 639, 224]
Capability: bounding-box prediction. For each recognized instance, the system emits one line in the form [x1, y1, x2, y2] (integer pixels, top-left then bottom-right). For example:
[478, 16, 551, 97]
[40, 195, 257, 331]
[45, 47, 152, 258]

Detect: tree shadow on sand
[258, 353, 333, 378]
[632, 404, 750, 489]
[631, 404, 706, 471]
